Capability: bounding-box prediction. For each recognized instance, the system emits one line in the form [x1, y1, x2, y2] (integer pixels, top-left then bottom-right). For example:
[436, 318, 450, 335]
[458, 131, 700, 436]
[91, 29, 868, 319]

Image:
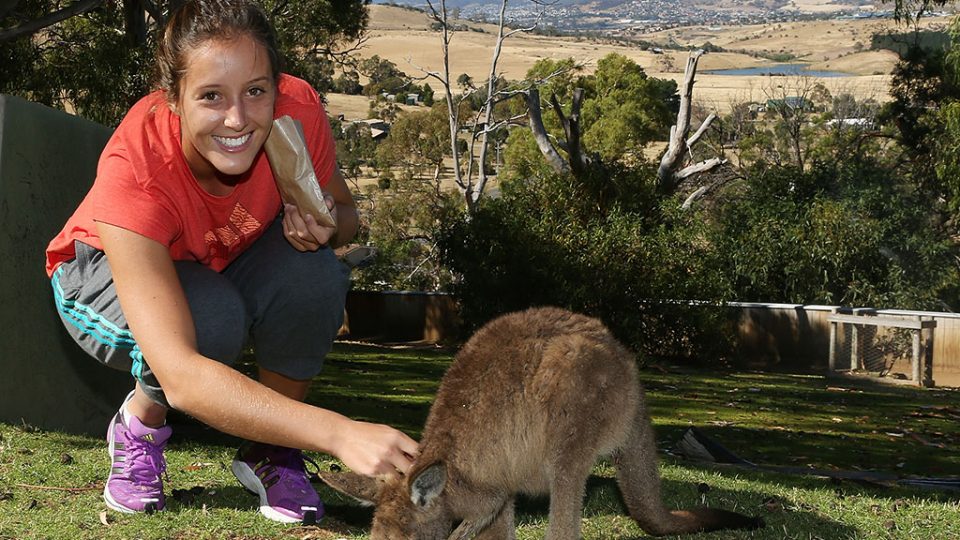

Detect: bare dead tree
[422, 0, 555, 212]
[422, 0, 467, 205]
[657, 50, 725, 203]
[526, 50, 724, 209]
[526, 86, 571, 174]
[525, 85, 592, 176]
[470, 4, 547, 206]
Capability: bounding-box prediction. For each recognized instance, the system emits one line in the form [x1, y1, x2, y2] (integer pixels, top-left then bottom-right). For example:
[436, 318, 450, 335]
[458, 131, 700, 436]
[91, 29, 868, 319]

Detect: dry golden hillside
[342, 4, 954, 113]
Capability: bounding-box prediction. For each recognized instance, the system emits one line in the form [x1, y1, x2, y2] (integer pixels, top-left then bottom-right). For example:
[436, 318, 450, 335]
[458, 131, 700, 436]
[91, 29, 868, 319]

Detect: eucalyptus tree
[0, 0, 370, 125]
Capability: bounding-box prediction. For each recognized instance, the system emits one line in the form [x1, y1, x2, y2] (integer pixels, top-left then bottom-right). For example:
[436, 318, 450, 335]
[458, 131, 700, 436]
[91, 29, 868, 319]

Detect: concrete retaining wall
[0, 95, 131, 434]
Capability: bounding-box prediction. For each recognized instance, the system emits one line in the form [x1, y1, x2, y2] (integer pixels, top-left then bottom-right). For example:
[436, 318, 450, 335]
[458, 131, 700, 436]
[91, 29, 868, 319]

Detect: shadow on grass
[165, 483, 379, 519]
[641, 368, 960, 478]
[164, 485, 258, 513]
[572, 475, 839, 540]
[315, 473, 859, 539]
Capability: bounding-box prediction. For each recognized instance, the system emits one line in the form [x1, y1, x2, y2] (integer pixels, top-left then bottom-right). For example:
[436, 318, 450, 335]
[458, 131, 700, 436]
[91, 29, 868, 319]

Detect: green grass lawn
[1, 342, 958, 539]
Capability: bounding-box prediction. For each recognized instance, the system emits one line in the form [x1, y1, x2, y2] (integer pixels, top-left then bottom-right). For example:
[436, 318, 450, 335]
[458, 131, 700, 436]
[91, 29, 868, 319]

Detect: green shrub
[438, 165, 734, 360]
[712, 162, 959, 309]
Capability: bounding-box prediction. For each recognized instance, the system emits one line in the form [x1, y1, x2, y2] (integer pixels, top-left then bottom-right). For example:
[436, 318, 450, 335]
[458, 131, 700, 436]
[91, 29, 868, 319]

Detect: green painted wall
[0, 95, 131, 434]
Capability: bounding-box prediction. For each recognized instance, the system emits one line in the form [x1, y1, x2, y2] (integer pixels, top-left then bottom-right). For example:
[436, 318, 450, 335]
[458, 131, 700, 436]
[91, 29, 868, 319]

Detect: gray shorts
[51, 215, 350, 407]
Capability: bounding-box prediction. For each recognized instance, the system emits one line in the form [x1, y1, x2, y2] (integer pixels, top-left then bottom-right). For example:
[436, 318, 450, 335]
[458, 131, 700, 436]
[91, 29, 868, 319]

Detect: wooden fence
[339, 290, 461, 344]
[340, 293, 960, 387]
[727, 302, 960, 387]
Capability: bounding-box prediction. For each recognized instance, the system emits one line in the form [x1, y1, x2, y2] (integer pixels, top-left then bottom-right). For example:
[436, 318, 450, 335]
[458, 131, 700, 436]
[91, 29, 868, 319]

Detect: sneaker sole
[231, 459, 310, 524]
[104, 414, 132, 513]
[103, 485, 136, 514]
[103, 483, 161, 514]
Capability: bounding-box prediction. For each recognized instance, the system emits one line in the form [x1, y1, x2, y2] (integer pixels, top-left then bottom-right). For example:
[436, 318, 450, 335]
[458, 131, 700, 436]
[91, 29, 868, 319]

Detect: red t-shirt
[45, 74, 336, 276]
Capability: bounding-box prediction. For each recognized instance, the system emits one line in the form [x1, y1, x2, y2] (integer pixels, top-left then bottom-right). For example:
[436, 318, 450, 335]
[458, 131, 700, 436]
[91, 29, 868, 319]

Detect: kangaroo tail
[661, 508, 765, 535]
[614, 403, 764, 536]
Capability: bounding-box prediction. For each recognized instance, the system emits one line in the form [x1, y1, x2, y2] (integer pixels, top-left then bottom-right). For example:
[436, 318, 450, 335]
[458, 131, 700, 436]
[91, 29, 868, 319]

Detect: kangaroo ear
[408, 462, 446, 507]
[316, 471, 383, 506]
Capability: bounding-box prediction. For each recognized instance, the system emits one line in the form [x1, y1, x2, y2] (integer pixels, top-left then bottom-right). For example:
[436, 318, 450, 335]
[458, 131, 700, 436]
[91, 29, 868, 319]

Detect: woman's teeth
[213, 133, 251, 148]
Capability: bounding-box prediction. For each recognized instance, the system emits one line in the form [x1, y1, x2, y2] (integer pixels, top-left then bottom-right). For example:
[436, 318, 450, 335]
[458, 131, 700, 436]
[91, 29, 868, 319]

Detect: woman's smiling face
[175, 33, 276, 188]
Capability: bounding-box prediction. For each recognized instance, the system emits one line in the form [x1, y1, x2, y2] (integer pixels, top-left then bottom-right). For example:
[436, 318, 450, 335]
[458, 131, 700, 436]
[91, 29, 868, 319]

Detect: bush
[438, 165, 734, 360]
[712, 162, 959, 309]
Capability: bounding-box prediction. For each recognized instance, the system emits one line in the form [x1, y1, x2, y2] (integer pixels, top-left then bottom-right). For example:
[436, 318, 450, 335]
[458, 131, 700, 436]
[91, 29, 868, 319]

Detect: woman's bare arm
[96, 221, 417, 474]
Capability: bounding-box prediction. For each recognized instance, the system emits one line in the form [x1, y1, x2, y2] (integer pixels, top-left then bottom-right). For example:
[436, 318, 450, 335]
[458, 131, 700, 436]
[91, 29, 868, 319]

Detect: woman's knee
[175, 262, 250, 363]
[277, 249, 350, 309]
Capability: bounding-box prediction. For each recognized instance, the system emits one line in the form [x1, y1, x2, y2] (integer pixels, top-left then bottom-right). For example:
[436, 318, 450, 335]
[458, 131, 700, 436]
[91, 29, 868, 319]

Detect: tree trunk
[527, 88, 571, 175]
[657, 50, 725, 202]
[123, 0, 147, 47]
[0, 0, 104, 42]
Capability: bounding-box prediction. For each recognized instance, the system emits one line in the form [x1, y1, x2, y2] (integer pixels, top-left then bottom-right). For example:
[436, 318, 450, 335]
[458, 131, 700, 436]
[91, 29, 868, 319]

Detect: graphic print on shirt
[203, 202, 262, 267]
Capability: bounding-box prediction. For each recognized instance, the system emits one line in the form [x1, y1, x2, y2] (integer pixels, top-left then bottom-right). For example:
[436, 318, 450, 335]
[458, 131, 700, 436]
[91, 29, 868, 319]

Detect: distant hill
[373, 0, 877, 15]
[352, 3, 955, 118]
[372, 0, 890, 33]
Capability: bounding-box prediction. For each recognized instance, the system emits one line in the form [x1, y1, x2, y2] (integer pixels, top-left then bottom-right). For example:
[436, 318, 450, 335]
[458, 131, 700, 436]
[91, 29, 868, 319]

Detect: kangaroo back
[418, 307, 639, 491]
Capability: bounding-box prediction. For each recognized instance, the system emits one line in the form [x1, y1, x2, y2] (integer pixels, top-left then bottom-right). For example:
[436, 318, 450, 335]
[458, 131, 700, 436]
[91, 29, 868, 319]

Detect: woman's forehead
[181, 34, 272, 87]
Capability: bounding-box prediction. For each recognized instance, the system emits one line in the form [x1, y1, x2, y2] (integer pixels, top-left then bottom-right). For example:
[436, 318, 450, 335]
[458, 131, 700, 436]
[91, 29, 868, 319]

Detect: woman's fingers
[282, 204, 323, 251]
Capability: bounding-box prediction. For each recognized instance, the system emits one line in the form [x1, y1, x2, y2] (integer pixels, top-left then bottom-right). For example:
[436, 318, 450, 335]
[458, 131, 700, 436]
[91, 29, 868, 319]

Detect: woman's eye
[249, 87, 265, 97]
[201, 92, 219, 101]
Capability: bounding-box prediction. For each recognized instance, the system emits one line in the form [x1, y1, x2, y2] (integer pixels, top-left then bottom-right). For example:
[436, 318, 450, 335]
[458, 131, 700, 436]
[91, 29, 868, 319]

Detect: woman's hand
[282, 196, 337, 252]
[335, 420, 420, 477]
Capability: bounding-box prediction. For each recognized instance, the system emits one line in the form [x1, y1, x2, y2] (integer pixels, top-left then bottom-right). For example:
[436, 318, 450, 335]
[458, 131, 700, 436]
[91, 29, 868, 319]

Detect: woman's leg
[257, 368, 310, 400]
[223, 215, 350, 392]
[54, 242, 251, 412]
[52, 242, 250, 514]
[223, 216, 350, 524]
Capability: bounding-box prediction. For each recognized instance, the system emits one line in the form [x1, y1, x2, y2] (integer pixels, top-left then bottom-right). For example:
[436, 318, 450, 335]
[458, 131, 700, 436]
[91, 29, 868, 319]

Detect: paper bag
[264, 115, 337, 229]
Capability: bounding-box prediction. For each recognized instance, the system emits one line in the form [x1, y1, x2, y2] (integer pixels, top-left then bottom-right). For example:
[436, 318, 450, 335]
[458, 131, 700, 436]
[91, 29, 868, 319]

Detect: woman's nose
[223, 100, 246, 130]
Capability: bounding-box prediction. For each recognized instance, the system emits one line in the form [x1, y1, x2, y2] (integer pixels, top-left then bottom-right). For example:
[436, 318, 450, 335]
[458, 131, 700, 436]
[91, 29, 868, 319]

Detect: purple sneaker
[104, 406, 171, 513]
[231, 442, 323, 524]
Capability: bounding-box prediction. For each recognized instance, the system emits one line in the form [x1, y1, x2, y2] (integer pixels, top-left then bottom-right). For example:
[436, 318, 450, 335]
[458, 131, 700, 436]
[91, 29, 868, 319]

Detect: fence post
[850, 323, 860, 371]
[828, 307, 838, 373]
[920, 316, 935, 388]
[911, 316, 922, 386]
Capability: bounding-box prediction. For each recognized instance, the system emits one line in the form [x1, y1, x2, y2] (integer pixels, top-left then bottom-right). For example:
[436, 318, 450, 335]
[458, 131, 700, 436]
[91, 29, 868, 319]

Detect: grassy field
[1, 342, 958, 539]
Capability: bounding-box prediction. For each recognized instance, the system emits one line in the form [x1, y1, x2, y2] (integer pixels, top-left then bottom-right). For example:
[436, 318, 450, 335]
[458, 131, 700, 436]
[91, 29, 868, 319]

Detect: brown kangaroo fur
[320, 307, 763, 540]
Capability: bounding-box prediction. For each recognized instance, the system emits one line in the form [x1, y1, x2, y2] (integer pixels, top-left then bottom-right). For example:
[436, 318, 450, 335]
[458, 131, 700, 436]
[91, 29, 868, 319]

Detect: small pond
[702, 63, 852, 78]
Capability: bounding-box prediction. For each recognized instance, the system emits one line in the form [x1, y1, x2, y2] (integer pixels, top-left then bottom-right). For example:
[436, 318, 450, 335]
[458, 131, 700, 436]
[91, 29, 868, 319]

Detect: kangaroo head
[320, 461, 465, 540]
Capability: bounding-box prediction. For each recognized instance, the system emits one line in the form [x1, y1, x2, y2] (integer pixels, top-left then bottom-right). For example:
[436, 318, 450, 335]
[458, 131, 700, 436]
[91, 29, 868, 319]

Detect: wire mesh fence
[828, 312, 936, 386]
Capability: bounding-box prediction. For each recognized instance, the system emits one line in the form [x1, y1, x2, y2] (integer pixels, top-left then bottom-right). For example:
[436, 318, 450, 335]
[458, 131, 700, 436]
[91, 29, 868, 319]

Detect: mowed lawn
[1, 342, 958, 539]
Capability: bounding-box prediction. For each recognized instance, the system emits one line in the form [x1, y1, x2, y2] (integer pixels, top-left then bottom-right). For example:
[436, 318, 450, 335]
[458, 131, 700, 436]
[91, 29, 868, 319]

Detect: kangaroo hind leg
[471, 499, 516, 540]
[543, 456, 593, 540]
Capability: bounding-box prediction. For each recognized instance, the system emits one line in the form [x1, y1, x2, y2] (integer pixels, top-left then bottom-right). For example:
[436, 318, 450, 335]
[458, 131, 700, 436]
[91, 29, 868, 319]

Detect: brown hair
[155, 0, 283, 103]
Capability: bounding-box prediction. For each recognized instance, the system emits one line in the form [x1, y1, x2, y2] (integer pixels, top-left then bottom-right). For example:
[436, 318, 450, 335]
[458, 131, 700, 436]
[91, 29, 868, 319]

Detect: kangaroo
[320, 306, 763, 539]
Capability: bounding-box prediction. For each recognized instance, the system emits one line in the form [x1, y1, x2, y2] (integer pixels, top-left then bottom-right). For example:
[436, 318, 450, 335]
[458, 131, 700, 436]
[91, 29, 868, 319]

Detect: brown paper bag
[264, 115, 337, 229]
